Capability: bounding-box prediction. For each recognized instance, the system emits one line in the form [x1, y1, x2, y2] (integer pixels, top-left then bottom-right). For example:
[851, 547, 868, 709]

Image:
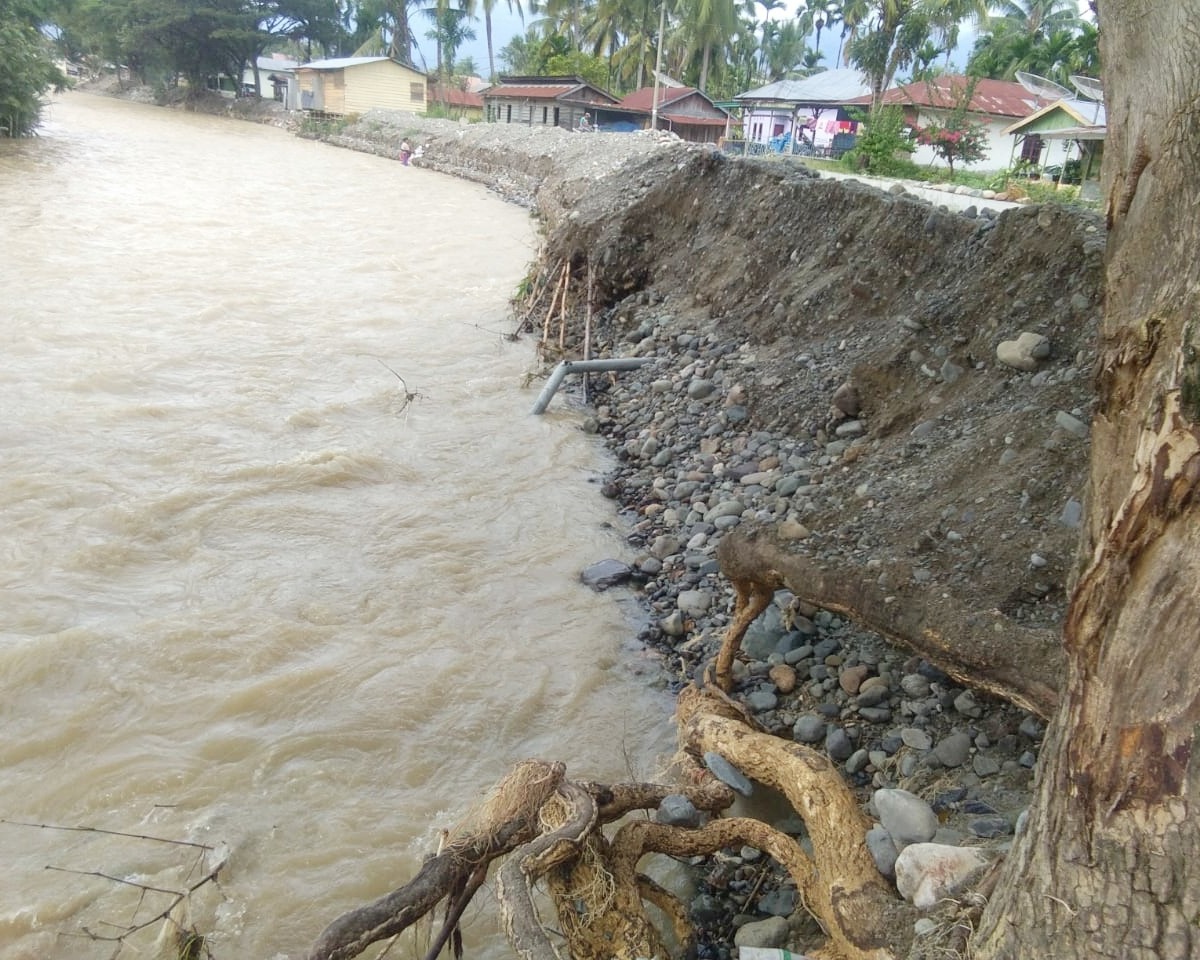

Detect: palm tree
[990, 0, 1078, 39]
[481, 0, 525, 80]
[678, 0, 738, 92]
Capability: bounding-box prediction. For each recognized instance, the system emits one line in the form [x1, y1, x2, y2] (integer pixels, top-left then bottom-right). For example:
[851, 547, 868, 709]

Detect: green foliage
[542, 51, 608, 90]
[0, 0, 68, 136]
[841, 106, 916, 177]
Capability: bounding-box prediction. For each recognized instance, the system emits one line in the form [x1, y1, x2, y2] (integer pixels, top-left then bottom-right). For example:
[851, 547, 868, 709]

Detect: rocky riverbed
[81, 85, 1104, 958]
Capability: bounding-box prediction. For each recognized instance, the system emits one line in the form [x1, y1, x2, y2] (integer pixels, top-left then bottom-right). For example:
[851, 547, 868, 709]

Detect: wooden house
[427, 82, 485, 121]
[483, 76, 618, 130]
[613, 86, 730, 142]
[295, 57, 427, 115]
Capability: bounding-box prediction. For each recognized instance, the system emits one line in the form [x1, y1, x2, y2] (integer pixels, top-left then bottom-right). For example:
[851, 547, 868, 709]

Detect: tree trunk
[973, 4, 1200, 956]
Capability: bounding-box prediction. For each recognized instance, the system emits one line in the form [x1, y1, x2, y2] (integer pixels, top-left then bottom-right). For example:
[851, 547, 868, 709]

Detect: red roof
[428, 85, 483, 108]
[618, 86, 697, 111]
[849, 76, 1037, 119]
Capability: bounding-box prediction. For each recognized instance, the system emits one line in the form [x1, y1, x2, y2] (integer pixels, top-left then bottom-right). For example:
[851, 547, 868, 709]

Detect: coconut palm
[481, 0, 525, 79]
[990, 0, 1078, 39]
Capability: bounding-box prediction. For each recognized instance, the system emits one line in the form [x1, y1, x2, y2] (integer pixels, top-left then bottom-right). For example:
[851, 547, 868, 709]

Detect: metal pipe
[530, 358, 656, 414]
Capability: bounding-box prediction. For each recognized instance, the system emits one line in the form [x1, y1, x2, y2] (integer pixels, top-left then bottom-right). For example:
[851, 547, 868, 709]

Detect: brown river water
[0, 92, 675, 959]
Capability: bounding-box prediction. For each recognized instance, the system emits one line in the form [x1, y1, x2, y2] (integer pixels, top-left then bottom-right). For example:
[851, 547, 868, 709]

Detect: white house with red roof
[846, 76, 1039, 172]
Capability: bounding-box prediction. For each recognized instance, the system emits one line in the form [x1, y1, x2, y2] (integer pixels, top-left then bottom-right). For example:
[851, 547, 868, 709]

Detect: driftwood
[715, 523, 1063, 718]
[307, 683, 916, 960]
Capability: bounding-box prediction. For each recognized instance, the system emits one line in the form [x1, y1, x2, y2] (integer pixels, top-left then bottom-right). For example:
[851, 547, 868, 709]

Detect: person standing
[400, 138, 412, 165]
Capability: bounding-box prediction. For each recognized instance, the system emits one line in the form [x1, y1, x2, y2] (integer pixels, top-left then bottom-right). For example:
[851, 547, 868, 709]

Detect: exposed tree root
[716, 522, 1063, 718]
[308, 684, 917, 960]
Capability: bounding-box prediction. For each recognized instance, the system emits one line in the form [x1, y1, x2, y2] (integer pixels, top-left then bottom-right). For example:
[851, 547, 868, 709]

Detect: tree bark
[973, 4, 1200, 956]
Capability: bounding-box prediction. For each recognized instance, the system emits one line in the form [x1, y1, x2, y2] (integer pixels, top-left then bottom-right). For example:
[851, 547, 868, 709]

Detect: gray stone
[866, 824, 898, 879]
[972, 754, 1001, 778]
[659, 610, 685, 637]
[703, 751, 753, 796]
[580, 559, 633, 590]
[656, 794, 701, 828]
[1055, 409, 1090, 438]
[969, 816, 1013, 839]
[846, 748, 871, 774]
[676, 589, 713, 616]
[900, 728, 933, 751]
[733, 916, 790, 949]
[873, 788, 939, 850]
[687, 378, 716, 400]
[825, 726, 853, 761]
[757, 887, 797, 917]
[746, 690, 779, 713]
[934, 732, 973, 768]
[1059, 498, 1083, 528]
[900, 674, 931, 698]
[953, 690, 983, 719]
[649, 535, 682, 559]
[793, 714, 827, 743]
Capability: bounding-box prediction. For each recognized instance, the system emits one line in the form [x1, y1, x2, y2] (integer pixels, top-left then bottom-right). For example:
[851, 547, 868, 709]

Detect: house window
[554, 106, 560, 127]
[1020, 133, 1044, 164]
[542, 106, 548, 124]
[410, 83, 424, 102]
[506, 104, 512, 123]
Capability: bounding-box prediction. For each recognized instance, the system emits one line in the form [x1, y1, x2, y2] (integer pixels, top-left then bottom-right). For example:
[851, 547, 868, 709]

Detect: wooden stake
[583, 258, 594, 403]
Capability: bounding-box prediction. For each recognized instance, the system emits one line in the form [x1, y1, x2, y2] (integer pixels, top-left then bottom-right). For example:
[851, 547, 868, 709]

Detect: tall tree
[971, 4, 1200, 953]
[480, 0, 524, 79]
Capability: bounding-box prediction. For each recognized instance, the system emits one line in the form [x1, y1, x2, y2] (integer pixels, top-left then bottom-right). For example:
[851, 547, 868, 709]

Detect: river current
[0, 92, 674, 959]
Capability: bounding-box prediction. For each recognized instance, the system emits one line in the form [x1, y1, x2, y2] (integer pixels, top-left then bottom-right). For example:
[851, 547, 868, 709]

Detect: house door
[554, 106, 560, 127]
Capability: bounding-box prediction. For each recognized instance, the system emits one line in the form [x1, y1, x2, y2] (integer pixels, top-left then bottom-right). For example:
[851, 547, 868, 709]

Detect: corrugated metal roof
[853, 76, 1038, 118]
[295, 56, 393, 71]
[485, 84, 580, 99]
[736, 69, 871, 105]
[661, 113, 727, 127]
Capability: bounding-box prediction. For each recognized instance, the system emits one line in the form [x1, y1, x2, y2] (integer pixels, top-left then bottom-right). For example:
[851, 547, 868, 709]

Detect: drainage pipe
[530, 358, 656, 414]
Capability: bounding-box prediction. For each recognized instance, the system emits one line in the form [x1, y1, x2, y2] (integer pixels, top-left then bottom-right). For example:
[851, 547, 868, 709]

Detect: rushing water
[0, 93, 675, 960]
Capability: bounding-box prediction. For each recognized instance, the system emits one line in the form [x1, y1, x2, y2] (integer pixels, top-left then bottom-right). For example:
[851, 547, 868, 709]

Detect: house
[1002, 97, 1106, 193]
[295, 56, 427, 115]
[483, 76, 619, 130]
[427, 82, 485, 121]
[612, 85, 730, 143]
[243, 55, 299, 108]
[734, 68, 872, 155]
[848, 75, 1038, 172]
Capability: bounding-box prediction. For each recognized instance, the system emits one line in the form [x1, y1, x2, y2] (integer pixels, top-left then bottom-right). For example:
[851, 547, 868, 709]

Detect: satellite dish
[1015, 71, 1072, 105]
[1069, 75, 1104, 102]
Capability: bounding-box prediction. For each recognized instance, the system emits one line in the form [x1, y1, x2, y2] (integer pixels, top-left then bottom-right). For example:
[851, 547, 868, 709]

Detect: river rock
[580, 559, 633, 590]
[757, 887, 797, 916]
[733, 916, 790, 949]
[793, 714, 827, 743]
[996, 331, 1051, 371]
[866, 824, 898, 879]
[656, 794, 701, 828]
[676, 589, 713, 616]
[703, 751, 753, 796]
[934, 732, 973, 768]
[873, 788, 938, 850]
[895, 843, 991, 909]
[768, 663, 797, 693]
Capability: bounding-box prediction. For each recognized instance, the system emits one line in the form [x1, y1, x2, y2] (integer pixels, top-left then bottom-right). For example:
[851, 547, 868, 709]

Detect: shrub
[840, 106, 916, 177]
